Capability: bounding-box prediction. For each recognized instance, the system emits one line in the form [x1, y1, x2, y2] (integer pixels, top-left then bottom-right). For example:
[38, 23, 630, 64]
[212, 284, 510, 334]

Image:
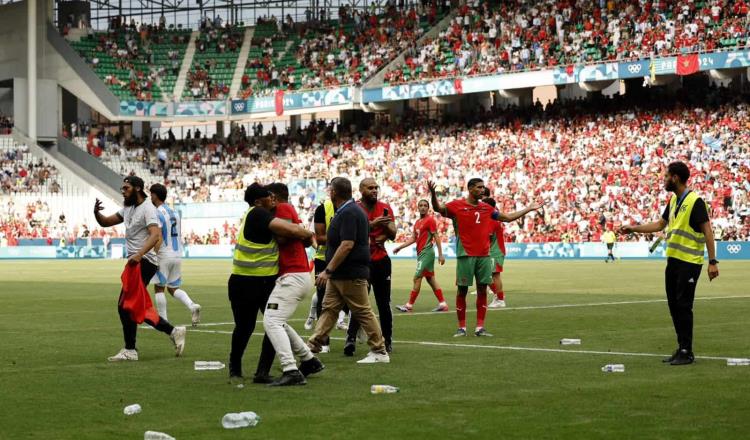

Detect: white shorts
[151, 258, 182, 288]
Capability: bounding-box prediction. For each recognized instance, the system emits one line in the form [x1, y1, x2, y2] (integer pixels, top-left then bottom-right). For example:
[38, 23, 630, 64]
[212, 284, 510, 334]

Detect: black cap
[123, 175, 147, 197]
[244, 182, 272, 205]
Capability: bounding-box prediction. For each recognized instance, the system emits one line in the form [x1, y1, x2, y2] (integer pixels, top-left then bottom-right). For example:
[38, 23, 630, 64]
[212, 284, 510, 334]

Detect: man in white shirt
[94, 176, 186, 362]
[149, 183, 201, 326]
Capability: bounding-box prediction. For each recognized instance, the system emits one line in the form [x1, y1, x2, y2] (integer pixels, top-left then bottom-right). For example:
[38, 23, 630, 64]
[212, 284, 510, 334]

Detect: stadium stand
[68, 25, 191, 100]
[183, 24, 244, 100]
[52, 87, 750, 245]
[384, 0, 750, 84]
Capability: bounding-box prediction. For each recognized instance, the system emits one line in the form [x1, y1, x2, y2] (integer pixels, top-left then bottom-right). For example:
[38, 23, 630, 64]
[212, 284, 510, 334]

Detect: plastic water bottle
[371, 385, 400, 394]
[144, 431, 175, 440]
[560, 338, 581, 345]
[123, 404, 142, 415]
[221, 412, 260, 429]
[194, 361, 226, 370]
[726, 358, 750, 366]
[601, 364, 625, 373]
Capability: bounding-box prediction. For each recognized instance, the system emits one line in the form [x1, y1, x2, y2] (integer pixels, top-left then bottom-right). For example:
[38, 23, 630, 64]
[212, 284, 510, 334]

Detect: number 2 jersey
[156, 204, 183, 259]
[445, 199, 498, 257]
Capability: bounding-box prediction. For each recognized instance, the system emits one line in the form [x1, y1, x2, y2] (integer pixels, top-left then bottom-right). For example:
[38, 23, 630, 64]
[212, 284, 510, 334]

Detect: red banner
[275, 90, 285, 116]
[676, 54, 699, 76]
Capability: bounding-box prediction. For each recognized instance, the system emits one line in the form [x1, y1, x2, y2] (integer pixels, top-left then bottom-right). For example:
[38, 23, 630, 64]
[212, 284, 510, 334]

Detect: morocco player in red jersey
[428, 178, 542, 337]
[393, 199, 448, 312]
[483, 197, 508, 308]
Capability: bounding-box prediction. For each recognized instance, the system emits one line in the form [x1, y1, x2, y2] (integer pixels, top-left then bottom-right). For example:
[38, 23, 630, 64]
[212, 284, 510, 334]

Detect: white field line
[172, 294, 750, 328]
[186, 330, 738, 361]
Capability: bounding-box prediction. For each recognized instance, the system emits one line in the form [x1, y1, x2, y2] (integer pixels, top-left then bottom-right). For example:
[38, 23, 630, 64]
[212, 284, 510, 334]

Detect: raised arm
[427, 180, 448, 217]
[93, 198, 123, 227]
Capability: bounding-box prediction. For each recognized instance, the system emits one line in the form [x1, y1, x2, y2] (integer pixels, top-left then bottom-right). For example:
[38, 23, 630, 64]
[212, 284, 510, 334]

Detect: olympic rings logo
[627, 64, 642, 74]
[726, 244, 742, 254]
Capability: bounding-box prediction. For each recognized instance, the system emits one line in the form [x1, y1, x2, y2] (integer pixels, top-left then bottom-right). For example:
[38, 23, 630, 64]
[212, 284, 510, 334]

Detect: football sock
[154, 291, 168, 320]
[173, 289, 195, 310]
[408, 290, 419, 306]
[456, 294, 467, 328]
[309, 294, 318, 319]
[433, 288, 445, 303]
[476, 292, 488, 328]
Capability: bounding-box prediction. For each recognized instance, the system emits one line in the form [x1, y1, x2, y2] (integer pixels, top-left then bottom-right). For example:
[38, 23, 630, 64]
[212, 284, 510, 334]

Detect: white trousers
[263, 272, 314, 372]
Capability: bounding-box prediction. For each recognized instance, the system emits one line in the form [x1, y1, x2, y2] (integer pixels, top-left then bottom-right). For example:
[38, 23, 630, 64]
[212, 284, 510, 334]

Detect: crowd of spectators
[1, 145, 62, 195]
[185, 24, 244, 100]
[240, 2, 442, 97]
[52, 85, 750, 245]
[385, 0, 750, 84]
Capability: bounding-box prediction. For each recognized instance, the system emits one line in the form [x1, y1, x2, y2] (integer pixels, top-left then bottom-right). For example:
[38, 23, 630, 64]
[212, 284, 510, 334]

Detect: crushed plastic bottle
[559, 338, 581, 345]
[601, 364, 625, 373]
[726, 358, 750, 366]
[144, 431, 175, 440]
[123, 404, 142, 415]
[221, 412, 260, 429]
[370, 385, 400, 394]
[194, 361, 226, 370]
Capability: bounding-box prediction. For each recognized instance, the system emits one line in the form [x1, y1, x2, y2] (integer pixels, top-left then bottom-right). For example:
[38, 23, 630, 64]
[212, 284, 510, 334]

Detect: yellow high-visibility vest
[232, 207, 279, 276]
[313, 200, 335, 261]
[665, 191, 706, 264]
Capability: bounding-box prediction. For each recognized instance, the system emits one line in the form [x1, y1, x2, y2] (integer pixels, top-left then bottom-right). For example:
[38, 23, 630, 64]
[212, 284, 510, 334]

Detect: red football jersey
[491, 220, 506, 255]
[445, 199, 496, 257]
[358, 200, 395, 262]
[274, 203, 310, 274]
[414, 215, 437, 254]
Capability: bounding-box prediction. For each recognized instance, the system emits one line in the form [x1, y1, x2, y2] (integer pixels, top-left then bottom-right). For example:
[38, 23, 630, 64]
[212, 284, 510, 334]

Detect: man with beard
[621, 161, 719, 365]
[228, 183, 314, 384]
[394, 199, 448, 312]
[94, 176, 186, 361]
[344, 178, 396, 355]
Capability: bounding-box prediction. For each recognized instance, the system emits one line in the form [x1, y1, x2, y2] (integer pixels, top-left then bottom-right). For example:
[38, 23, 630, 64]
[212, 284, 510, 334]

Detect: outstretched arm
[497, 203, 544, 222]
[620, 219, 667, 235]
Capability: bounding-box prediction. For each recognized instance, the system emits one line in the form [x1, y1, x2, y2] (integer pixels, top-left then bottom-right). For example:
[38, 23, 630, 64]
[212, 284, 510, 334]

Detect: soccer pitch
[1, 259, 749, 439]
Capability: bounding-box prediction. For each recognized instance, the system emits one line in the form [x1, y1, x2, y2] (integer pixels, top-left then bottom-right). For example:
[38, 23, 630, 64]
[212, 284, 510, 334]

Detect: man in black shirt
[228, 183, 313, 384]
[621, 161, 719, 365]
[307, 177, 390, 364]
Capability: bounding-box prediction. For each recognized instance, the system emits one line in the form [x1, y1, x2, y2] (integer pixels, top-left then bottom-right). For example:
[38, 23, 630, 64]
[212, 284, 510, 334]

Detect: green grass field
[1, 259, 750, 439]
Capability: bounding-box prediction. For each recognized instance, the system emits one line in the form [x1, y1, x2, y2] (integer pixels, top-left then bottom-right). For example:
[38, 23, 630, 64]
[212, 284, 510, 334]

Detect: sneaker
[475, 327, 493, 337]
[356, 351, 390, 364]
[108, 348, 138, 362]
[170, 326, 186, 357]
[431, 303, 449, 312]
[304, 316, 315, 330]
[395, 304, 413, 312]
[343, 339, 356, 357]
[488, 298, 506, 309]
[335, 320, 348, 330]
[320, 345, 331, 354]
[190, 304, 202, 327]
[662, 349, 679, 363]
[453, 328, 467, 337]
[252, 373, 275, 384]
[268, 370, 307, 386]
[356, 327, 367, 344]
[670, 349, 695, 366]
[299, 357, 325, 377]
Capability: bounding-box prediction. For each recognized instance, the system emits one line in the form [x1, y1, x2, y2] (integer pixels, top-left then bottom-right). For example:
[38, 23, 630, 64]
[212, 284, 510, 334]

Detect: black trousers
[227, 274, 277, 377]
[665, 258, 702, 352]
[347, 257, 392, 344]
[118, 260, 174, 350]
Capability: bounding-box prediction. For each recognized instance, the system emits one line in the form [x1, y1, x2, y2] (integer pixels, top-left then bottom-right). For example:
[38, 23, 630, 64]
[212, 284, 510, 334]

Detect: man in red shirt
[393, 199, 448, 312]
[263, 183, 324, 386]
[429, 178, 541, 337]
[345, 178, 396, 355]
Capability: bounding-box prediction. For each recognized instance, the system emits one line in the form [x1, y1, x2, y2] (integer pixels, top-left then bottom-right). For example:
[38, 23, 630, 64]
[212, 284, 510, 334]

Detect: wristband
[709, 259, 719, 265]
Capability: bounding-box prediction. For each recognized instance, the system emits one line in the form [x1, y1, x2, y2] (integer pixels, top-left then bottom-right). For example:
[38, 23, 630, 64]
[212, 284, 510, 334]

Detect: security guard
[228, 183, 313, 384]
[621, 161, 719, 365]
[602, 227, 616, 262]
